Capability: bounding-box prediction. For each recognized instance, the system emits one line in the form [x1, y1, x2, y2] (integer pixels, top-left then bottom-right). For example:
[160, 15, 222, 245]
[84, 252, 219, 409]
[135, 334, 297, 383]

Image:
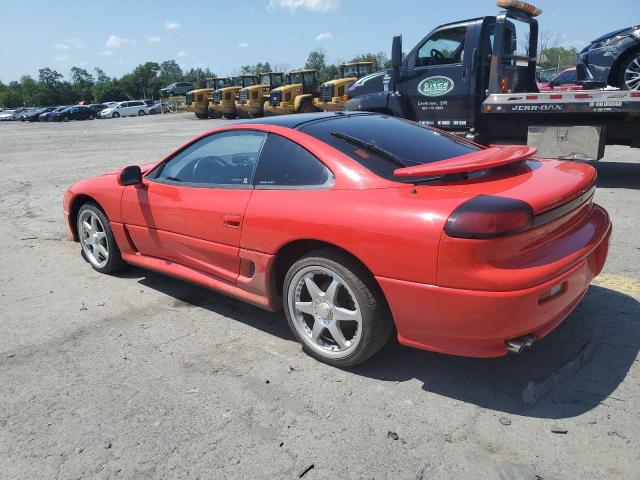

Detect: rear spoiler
[393, 145, 537, 178]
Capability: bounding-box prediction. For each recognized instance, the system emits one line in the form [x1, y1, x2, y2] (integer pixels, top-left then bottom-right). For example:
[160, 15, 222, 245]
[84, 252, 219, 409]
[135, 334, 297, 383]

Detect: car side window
[151, 130, 267, 187]
[254, 134, 332, 188]
[417, 27, 467, 67]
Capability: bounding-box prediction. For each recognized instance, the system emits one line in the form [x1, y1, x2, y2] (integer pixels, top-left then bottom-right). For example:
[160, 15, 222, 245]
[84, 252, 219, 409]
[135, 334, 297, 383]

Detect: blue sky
[1, 0, 638, 82]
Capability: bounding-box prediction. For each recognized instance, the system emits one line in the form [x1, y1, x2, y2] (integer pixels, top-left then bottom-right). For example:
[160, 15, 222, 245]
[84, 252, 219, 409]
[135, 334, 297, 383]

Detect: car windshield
[300, 114, 481, 182]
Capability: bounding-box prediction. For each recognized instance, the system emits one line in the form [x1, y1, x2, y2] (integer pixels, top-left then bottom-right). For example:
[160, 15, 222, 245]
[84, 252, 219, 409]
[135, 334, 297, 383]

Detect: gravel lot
[1, 113, 639, 479]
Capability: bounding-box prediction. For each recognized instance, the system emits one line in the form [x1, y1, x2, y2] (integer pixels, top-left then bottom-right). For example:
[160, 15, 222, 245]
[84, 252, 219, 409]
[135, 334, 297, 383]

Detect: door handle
[222, 214, 242, 228]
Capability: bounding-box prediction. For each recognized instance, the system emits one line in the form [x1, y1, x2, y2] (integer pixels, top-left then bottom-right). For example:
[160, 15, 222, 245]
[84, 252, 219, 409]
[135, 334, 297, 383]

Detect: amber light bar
[496, 0, 543, 16]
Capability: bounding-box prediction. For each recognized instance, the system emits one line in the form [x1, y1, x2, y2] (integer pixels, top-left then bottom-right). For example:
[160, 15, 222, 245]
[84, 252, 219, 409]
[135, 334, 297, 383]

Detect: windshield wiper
[330, 132, 416, 167]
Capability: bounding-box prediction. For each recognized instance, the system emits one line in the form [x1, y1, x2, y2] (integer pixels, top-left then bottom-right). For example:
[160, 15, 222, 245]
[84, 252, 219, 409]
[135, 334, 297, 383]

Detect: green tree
[94, 67, 110, 83]
[183, 67, 216, 83]
[349, 52, 390, 72]
[70, 67, 95, 102]
[240, 62, 272, 75]
[539, 46, 578, 70]
[159, 60, 183, 83]
[305, 49, 327, 72]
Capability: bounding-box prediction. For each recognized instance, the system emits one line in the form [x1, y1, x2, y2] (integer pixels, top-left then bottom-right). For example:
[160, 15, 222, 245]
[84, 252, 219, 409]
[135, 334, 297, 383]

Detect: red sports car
[63, 113, 611, 366]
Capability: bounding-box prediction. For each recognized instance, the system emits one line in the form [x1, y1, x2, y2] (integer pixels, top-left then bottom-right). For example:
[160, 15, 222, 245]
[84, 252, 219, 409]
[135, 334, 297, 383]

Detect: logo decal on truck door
[417, 76, 454, 97]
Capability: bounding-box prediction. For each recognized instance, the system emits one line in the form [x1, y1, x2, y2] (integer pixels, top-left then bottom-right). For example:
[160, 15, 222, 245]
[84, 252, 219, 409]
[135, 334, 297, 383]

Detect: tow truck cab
[345, 1, 640, 159]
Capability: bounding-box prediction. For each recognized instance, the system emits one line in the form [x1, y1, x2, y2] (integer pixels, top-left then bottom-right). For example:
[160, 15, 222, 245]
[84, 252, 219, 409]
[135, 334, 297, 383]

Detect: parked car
[18, 107, 54, 122]
[147, 101, 165, 114]
[63, 112, 611, 367]
[39, 106, 67, 122]
[159, 82, 194, 96]
[88, 104, 109, 116]
[99, 101, 149, 118]
[0, 109, 16, 121]
[52, 105, 97, 122]
[577, 25, 640, 90]
[537, 67, 592, 91]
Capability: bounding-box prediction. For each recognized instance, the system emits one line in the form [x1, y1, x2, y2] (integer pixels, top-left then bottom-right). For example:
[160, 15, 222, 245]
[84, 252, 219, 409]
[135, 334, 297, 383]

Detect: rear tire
[63, 115, 70, 122]
[283, 249, 392, 367]
[76, 203, 126, 274]
[195, 112, 209, 119]
[222, 112, 238, 119]
[88, 114, 95, 120]
[617, 49, 640, 90]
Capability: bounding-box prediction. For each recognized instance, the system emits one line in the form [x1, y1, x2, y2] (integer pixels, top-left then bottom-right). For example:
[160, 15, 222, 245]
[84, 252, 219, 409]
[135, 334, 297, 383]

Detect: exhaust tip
[505, 334, 537, 354]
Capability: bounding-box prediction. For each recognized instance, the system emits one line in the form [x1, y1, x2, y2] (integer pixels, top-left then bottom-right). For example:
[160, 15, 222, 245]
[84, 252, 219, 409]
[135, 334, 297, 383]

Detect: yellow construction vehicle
[208, 75, 259, 119]
[314, 62, 374, 112]
[236, 72, 287, 118]
[186, 77, 230, 119]
[263, 69, 319, 116]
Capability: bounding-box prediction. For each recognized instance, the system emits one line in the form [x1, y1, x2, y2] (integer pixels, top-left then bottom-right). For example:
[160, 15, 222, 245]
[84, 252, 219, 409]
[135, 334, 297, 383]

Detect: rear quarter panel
[241, 186, 464, 285]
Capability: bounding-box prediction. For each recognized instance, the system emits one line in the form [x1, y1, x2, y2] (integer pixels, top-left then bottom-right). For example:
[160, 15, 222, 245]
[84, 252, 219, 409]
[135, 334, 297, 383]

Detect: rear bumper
[377, 219, 611, 358]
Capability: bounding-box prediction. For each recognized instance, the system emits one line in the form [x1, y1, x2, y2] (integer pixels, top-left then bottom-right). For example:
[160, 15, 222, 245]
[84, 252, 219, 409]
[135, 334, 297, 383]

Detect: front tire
[283, 249, 392, 367]
[112, 112, 120, 118]
[77, 203, 126, 274]
[618, 50, 640, 90]
[138, 110, 146, 116]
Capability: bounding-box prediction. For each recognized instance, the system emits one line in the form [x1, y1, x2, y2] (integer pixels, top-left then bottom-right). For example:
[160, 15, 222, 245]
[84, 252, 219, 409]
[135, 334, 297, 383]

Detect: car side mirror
[119, 165, 142, 186]
[391, 35, 403, 70]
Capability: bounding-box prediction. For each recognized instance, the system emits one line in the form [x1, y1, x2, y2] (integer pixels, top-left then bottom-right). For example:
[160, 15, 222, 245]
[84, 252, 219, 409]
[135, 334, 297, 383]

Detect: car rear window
[299, 114, 480, 181]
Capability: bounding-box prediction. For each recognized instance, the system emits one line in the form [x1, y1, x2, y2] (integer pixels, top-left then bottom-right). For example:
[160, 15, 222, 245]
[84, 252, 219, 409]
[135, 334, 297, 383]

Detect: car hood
[583, 25, 640, 51]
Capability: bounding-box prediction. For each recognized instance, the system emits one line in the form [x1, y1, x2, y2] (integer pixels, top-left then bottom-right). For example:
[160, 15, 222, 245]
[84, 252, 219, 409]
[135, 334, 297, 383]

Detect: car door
[120, 129, 267, 283]
[402, 22, 473, 128]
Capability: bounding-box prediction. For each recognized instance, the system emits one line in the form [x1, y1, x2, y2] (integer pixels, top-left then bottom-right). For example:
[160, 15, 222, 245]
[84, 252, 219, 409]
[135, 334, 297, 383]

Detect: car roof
[236, 111, 374, 130]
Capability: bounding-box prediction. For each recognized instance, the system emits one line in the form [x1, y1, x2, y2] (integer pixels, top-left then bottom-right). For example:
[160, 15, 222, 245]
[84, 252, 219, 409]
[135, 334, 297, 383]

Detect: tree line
[0, 49, 392, 108]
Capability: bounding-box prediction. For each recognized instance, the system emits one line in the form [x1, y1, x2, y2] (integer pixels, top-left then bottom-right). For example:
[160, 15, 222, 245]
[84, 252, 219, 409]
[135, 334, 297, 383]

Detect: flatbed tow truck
[345, 0, 640, 161]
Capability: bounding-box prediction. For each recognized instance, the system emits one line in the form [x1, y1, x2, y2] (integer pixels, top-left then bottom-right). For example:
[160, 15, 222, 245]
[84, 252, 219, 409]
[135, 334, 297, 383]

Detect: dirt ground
[0, 113, 639, 479]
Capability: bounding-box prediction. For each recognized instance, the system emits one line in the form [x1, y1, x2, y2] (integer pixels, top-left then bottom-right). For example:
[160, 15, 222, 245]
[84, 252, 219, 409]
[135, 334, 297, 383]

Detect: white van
[99, 101, 149, 118]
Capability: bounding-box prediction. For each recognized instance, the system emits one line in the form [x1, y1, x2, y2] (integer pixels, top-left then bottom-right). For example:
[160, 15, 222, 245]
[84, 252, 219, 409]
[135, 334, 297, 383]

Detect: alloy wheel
[78, 210, 109, 269]
[624, 55, 640, 90]
[287, 265, 362, 359]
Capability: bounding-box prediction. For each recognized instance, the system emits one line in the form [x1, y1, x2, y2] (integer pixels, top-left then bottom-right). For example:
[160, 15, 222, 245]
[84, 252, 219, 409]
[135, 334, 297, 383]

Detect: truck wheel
[248, 111, 263, 119]
[297, 100, 316, 113]
[283, 249, 393, 367]
[222, 112, 238, 119]
[209, 110, 222, 119]
[195, 112, 208, 119]
[618, 49, 640, 90]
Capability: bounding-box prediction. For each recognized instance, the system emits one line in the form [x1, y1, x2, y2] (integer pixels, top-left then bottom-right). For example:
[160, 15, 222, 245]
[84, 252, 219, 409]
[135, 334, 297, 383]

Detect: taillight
[445, 195, 534, 239]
